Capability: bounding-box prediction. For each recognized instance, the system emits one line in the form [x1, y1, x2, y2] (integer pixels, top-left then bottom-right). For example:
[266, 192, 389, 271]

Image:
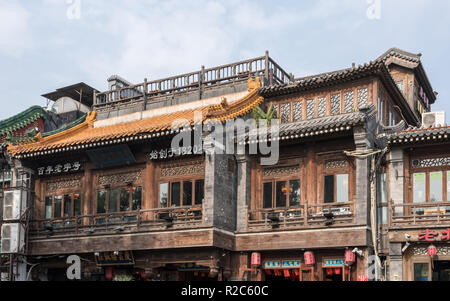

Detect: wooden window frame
[261, 177, 302, 209]
[411, 168, 448, 204]
[44, 192, 82, 219]
[96, 185, 143, 213]
[320, 159, 352, 204]
[158, 178, 205, 208]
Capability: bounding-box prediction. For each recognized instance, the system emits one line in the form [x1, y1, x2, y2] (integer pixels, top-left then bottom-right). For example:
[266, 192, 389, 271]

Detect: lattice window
[357, 88, 368, 109]
[331, 93, 341, 115]
[264, 166, 299, 177]
[325, 160, 348, 170]
[281, 103, 291, 123]
[317, 97, 326, 117]
[412, 157, 450, 168]
[344, 91, 354, 113]
[292, 101, 302, 122]
[273, 104, 278, 119]
[306, 99, 315, 119]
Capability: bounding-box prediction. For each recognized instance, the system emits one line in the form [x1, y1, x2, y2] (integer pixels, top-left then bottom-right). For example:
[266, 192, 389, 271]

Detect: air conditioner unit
[2, 190, 27, 221]
[422, 111, 446, 128]
[1, 223, 25, 254]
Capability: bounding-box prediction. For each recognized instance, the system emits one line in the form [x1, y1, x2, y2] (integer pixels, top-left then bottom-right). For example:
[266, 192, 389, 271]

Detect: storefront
[257, 250, 359, 282]
[404, 244, 450, 281]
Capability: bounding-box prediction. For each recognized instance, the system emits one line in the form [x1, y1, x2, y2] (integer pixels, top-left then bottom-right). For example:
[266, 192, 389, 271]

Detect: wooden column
[83, 164, 93, 216]
[144, 161, 155, 210]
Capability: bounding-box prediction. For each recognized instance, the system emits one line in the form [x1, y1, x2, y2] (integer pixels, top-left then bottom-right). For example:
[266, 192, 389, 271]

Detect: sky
[0, 0, 449, 121]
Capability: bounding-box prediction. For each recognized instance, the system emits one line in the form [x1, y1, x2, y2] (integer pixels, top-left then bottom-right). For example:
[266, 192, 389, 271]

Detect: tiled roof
[8, 78, 264, 158]
[377, 47, 421, 63]
[242, 105, 375, 145]
[0, 106, 48, 136]
[389, 125, 450, 145]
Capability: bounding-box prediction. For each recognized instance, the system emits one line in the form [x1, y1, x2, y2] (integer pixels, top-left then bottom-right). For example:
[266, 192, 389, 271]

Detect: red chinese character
[418, 229, 439, 242]
[442, 229, 450, 241]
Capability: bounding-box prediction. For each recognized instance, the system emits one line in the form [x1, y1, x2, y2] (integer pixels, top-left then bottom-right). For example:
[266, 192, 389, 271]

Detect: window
[413, 173, 426, 203]
[159, 180, 204, 208]
[44, 193, 82, 219]
[414, 263, 429, 281]
[96, 186, 142, 213]
[323, 174, 349, 203]
[262, 180, 301, 208]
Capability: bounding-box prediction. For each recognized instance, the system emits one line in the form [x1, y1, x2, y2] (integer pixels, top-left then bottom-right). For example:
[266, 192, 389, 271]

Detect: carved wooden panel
[325, 160, 348, 170]
[98, 170, 143, 186]
[293, 101, 302, 122]
[412, 157, 450, 169]
[47, 178, 81, 192]
[344, 91, 354, 113]
[331, 94, 341, 115]
[263, 166, 299, 177]
[306, 99, 315, 119]
[317, 97, 326, 118]
[413, 246, 450, 256]
[357, 88, 368, 108]
[281, 103, 291, 123]
[161, 164, 204, 178]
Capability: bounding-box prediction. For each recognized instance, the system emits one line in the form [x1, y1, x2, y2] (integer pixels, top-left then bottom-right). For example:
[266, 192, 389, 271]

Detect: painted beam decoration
[37, 161, 82, 176]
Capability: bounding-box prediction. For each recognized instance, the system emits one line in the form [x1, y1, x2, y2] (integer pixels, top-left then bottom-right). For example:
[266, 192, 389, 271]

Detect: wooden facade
[2, 48, 443, 281]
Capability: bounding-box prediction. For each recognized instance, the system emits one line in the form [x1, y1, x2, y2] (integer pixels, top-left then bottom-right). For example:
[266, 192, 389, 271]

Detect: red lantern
[251, 252, 261, 266]
[345, 249, 356, 265]
[283, 270, 290, 278]
[304, 251, 315, 266]
[326, 268, 333, 275]
[335, 268, 341, 275]
[428, 245, 437, 257]
[105, 267, 115, 280]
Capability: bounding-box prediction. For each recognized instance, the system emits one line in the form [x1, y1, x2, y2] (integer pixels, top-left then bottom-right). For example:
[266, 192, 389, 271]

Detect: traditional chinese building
[1, 48, 442, 281]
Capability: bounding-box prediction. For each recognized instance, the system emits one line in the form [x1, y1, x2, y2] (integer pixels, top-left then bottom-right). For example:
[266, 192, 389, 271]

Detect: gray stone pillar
[389, 243, 403, 281]
[236, 155, 251, 231]
[355, 157, 370, 225]
[387, 148, 404, 216]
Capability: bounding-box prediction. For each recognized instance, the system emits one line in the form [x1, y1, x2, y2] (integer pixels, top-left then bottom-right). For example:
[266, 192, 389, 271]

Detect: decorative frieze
[317, 97, 326, 118]
[325, 160, 348, 170]
[281, 103, 291, 123]
[412, 157, 450, 168]
[98, 170, 142, 186]
[306, 99, 315, 119]
[293, 101, 302, 122]
[161, 164, 204, 178]
[263, 166, 299, 177]
[331, 94, 341, 115]
[357, 88, 368, 108]
[344, 91, 354, 113]
[413, 246, 450, 256]
[47, 178, 81, 192]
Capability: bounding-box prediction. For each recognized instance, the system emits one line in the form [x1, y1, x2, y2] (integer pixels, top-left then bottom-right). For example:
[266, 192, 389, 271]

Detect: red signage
[418, 229, 450, 242]
[357, 275, 368, 281]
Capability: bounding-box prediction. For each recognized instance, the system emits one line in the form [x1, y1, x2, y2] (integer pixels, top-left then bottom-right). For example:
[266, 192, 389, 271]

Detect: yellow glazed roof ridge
[8, 77, 262, 157]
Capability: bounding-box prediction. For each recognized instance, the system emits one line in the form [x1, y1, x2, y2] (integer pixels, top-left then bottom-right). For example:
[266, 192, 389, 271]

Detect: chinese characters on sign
[418, 229, 450, 242]
[95, 251, 135, 267]
[149, 145, 203, 161]
[37, 162, 82, 176]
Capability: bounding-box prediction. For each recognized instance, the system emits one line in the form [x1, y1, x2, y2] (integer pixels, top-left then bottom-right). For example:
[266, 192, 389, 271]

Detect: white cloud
[0, 1, 31, 57]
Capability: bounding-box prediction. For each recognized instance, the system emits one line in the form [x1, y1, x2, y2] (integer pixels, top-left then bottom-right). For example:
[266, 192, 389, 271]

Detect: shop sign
[178, 263, 210, 272]
[323, 259, 346, 267]
[418, 229, 450, 242]
[95, 251, 134, 267]
[357, 275, 368, 281]
[263, 261, 281, 269]
[281, 260, 301, 268]
[37, 162, 82, 176]
[149, 144, 203, 160]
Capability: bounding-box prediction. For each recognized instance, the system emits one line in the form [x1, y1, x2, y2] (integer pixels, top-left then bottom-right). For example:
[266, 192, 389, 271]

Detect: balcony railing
[389, 201, 450, 227]
[94, 53, 293, 109]
[246, 202, 355, 231]
[29, 206, 203, 239]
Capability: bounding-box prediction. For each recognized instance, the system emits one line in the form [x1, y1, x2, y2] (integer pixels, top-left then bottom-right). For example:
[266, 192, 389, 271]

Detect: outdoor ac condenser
[0, 223, 25, 254]
[2, 190, 27, 221]
[422, 111, 446, 128]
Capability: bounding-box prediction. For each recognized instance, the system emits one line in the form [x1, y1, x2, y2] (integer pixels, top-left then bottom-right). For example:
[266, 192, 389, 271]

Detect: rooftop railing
[94, 51, 294, 109]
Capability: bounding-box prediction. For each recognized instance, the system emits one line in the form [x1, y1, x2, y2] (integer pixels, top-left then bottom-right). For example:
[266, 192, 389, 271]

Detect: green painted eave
[0, 106, 48, 136]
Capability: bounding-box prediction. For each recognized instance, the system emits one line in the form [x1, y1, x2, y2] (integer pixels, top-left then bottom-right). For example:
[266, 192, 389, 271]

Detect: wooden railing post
[304, 201, 308, 226]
